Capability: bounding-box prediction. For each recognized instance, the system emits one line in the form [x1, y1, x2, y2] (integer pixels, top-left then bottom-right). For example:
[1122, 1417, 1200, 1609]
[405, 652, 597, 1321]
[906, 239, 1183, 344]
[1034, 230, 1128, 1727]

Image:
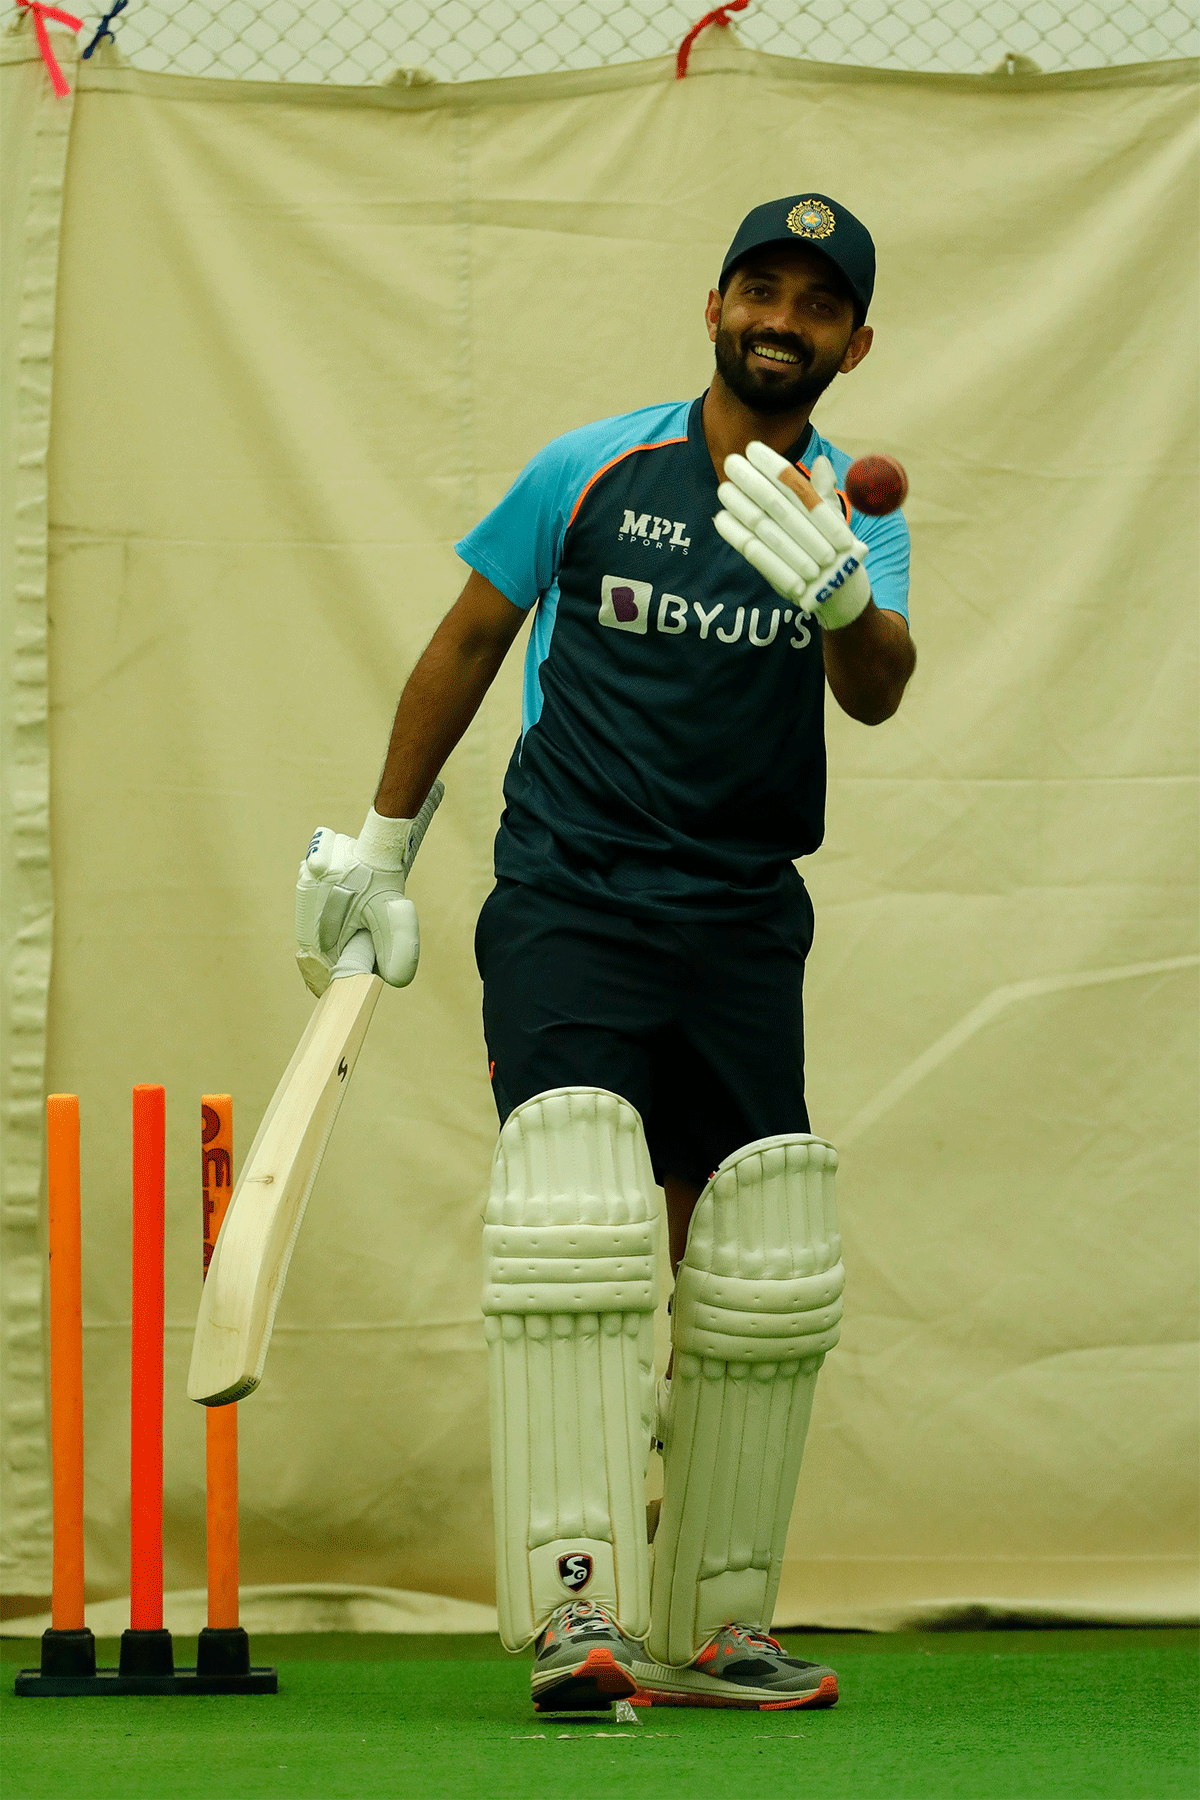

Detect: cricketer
[295, 192, 916, 1713]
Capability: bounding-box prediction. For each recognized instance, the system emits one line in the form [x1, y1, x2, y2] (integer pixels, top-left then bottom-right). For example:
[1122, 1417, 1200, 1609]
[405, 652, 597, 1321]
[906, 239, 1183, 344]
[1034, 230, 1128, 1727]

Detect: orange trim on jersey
[567, 436, 690, 530]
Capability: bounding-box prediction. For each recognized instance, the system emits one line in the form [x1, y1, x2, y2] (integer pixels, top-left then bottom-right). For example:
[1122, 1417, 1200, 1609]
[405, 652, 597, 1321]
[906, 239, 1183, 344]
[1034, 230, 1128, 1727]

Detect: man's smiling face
[708, 244, 870, 416]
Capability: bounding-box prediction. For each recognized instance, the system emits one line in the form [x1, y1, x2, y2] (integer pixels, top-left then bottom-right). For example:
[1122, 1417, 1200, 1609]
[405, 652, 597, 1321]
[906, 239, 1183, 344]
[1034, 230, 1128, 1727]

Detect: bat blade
[187, 970, 383, 1405]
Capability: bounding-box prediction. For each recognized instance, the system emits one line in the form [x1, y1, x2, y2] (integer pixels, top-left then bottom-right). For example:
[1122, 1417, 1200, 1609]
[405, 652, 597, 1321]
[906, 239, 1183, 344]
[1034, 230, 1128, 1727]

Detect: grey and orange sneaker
[631, 1624, 839, 1710]
[530, 1599, 641, 1714]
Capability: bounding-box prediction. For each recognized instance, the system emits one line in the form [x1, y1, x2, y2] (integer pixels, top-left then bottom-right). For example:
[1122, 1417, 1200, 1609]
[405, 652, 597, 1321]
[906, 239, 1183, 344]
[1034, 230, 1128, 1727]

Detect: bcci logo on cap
[598, 574, 652, 634]
[557, 1553, 593, 1593]
[787, 199, 836, 240]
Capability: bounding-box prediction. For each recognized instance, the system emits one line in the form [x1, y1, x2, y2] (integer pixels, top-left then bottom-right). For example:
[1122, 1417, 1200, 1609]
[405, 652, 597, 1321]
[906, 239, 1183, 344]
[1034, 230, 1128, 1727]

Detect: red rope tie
[676, 0, 750, 78]
[16, 0, 83, 97]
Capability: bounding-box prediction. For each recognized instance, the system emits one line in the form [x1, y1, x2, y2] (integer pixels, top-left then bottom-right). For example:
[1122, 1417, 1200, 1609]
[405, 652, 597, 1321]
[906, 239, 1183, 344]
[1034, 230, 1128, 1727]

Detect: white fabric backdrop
[1, 25, 1196, 1626]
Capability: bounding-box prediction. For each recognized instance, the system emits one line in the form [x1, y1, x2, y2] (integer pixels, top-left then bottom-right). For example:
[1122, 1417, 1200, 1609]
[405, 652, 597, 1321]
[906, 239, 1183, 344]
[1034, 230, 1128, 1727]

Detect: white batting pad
[482, 1087, 661, 1649]
[647, 1134, 844, 1666]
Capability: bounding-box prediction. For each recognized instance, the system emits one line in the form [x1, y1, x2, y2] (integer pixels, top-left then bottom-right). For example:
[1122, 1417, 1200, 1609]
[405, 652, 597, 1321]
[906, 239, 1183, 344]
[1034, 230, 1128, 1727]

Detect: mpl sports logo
[618, 510, 691, 552]
[557, 1553, 594, 1593]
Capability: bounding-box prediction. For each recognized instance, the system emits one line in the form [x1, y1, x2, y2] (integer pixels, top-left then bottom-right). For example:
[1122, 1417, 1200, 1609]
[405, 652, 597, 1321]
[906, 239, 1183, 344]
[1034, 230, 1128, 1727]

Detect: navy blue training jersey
[456, 392, 910, 921]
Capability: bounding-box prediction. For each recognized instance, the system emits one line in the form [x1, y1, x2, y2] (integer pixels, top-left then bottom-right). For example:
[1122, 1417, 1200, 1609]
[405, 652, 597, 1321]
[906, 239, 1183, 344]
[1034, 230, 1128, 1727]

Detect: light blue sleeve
[811, 432, 911, 623]
[455, 403, 693, 612]
[855, 504, 911, 623]
[454, 438, 578, 612]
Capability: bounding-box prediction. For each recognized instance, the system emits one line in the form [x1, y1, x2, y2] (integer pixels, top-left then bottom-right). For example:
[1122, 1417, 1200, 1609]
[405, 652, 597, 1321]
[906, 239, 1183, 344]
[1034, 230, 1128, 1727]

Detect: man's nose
[755, 305, 799, 340]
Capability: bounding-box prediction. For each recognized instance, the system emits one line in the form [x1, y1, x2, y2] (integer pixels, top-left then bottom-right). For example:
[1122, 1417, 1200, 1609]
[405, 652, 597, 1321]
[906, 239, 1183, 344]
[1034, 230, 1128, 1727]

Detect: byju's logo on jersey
[557, 1553, 593, 1593]
[598, 576, 813, 652]
[619, 510, 691, 552]
[598, 574, 652, 634]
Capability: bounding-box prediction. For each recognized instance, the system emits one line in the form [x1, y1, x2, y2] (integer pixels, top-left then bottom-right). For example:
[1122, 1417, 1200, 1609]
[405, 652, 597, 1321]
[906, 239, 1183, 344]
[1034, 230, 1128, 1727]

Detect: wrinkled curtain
[2, 27, 1195, 1626]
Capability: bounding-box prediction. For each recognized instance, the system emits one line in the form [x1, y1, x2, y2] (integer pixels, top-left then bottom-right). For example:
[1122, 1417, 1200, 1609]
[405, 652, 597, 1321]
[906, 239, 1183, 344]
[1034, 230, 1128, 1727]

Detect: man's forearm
[373, 606, 519, 819]
[822, 600, 915, 725]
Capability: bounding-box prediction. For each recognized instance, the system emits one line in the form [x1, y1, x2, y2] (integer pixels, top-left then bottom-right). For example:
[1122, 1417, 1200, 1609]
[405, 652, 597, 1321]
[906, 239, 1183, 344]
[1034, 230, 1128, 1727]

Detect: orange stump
[129, 1084, 165, 1633]
[16, 1086, 275, 1696]
[47, 1095, 85, 1633]
[201, 1097, 239, 1630]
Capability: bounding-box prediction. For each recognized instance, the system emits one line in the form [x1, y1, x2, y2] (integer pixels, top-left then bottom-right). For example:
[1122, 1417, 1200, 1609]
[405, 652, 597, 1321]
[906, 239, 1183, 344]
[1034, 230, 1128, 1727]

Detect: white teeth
[751, 344, 799, 364]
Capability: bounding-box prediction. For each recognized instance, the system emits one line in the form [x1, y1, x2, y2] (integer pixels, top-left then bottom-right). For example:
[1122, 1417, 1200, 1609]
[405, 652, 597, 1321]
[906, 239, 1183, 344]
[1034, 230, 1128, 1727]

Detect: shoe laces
[724, 1624, 784, 1656]
[552, 1599, 614, 1640]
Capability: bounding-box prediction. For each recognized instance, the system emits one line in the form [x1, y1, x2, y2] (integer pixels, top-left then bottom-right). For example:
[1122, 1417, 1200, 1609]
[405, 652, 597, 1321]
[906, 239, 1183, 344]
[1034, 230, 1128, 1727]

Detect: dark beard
[713, 322, 843, 416]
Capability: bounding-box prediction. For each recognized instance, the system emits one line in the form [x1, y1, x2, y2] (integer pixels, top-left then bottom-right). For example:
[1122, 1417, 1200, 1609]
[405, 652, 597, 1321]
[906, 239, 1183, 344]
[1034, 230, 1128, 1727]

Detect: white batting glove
[294, 780, 444, 996]
[714, 444, 872, 630]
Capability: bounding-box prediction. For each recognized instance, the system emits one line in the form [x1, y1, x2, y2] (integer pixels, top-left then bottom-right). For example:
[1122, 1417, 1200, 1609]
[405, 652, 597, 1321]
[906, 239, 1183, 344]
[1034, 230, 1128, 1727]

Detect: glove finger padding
[295, 827, 360, 996]
[302, 826, 358, 881]
[810, 453, 840, 506]
[721, 455, 837, 566]
[716, 481, 824, 582]
[294, 784, 444, 996]
[740, 533, 811, 605]
[714, 510, 810, 606]
[712, 507, 755, 558]
[320, 880, 368, 960]
[743, 440, 864, 560]
[713, 478, 764, 536]
[714, 441, 873, 631]
[750, 509, 827, 584]
[363, 891, 420, 988]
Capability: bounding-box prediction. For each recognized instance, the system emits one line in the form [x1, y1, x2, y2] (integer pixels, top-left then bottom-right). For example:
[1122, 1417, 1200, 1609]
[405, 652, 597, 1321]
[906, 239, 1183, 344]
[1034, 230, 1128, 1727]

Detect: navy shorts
[474, 877, 814, 1189]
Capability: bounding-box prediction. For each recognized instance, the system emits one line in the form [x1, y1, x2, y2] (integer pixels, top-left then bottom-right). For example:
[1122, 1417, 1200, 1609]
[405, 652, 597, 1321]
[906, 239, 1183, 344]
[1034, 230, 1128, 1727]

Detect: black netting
[79, 0, 1197, 84]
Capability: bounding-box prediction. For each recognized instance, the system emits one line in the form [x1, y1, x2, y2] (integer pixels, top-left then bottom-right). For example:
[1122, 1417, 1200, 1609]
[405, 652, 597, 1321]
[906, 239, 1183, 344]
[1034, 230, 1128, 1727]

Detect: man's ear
[705, 287, 722, 344]
[841, 324, 873, 374]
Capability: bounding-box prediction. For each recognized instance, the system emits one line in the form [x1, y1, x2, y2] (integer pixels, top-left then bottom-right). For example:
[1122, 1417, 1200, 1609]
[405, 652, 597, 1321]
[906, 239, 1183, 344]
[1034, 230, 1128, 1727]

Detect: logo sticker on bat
[337, 1058, 348, 1081]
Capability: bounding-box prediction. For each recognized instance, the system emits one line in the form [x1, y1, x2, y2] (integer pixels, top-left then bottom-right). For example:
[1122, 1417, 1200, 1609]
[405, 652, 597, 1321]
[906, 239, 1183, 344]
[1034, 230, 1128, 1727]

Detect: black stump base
[35, 1627, 97, 1680]
[120, 1627, 174, 1678]
[14, 1625, 277, 1696]
[196, 1626, 251, 1679]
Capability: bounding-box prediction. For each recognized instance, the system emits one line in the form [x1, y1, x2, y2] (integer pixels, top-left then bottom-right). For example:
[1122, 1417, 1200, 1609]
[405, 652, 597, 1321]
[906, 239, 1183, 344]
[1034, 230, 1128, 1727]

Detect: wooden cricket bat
[188, 785, 442, 1406]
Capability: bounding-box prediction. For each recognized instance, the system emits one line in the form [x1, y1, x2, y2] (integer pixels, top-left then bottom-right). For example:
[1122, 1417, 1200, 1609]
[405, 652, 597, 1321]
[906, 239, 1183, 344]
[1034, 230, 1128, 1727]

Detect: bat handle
[330, 930, 376, 980]
[329, 782, 443, 983]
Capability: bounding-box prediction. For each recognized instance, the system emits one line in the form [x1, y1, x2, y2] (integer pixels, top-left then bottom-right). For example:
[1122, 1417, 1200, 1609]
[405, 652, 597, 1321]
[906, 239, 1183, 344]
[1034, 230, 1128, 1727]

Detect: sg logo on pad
[598, 575, 652, 634]
[557, 1553, 594, 1592]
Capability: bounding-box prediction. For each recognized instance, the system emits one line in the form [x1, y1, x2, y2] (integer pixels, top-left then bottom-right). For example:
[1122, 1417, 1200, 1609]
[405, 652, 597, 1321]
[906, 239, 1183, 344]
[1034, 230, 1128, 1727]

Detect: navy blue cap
[720, 194, 876, 323]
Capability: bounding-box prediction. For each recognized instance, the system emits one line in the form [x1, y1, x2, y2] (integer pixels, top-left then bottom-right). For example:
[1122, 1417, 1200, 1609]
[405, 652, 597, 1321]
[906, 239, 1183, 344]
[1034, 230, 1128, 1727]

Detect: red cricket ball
[845, 454, 908, 516]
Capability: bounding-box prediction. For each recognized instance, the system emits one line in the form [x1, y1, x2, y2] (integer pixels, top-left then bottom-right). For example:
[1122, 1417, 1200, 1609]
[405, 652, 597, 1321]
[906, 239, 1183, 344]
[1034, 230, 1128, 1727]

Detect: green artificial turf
[3, 1628, 1196, 1800]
